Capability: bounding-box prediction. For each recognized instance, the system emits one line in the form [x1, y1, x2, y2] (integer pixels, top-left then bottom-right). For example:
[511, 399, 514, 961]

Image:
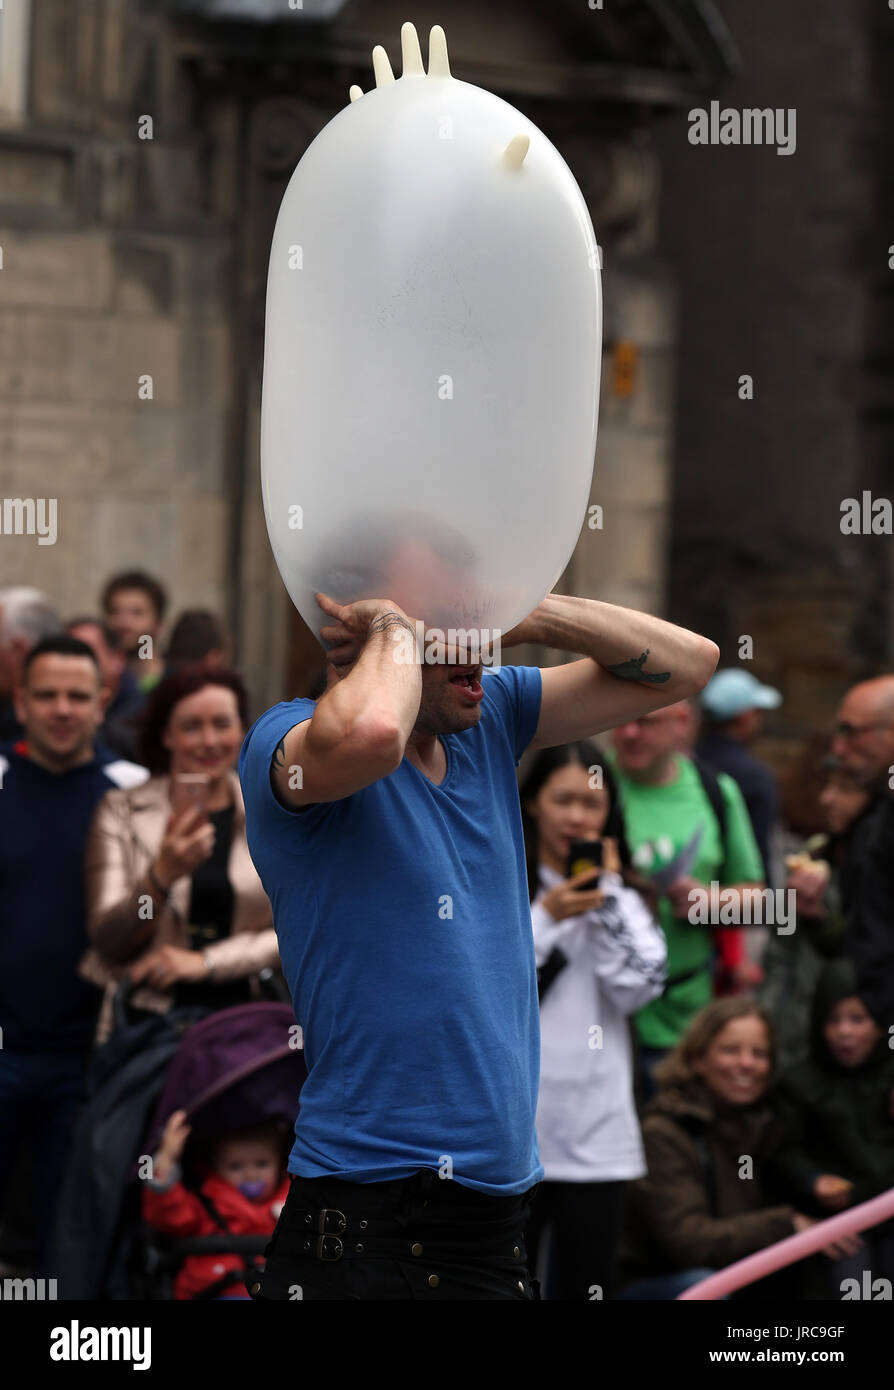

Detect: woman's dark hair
[518, 741, 657, 913]
[166, 608, 230, 665]
[138, 664, 250, 774]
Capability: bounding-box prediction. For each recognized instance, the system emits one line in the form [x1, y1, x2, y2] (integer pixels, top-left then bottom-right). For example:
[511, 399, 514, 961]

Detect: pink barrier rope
[678, 1186, 894, 1300]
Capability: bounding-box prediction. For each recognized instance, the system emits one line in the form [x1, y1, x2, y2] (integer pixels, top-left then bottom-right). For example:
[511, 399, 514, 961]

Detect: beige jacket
[79, 771, 279, 1044]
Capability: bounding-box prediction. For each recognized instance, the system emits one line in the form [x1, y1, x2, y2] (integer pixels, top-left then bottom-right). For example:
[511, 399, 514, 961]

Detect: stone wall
[656, 0, 886, 756]
[0, 0, 678, 715]
[0, 0, 240, 680]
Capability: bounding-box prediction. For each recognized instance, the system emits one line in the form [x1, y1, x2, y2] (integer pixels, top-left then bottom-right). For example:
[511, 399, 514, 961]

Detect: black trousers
[248, 1169, 540, 1301]
[524, 1179, 626, 1300]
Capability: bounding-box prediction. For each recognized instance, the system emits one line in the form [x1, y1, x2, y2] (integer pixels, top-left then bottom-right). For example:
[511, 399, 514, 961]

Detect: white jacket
[533, 865, 667, 1182]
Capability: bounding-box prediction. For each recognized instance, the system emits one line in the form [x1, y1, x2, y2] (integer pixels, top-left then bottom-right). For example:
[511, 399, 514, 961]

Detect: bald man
[831, 676, 894, 1032]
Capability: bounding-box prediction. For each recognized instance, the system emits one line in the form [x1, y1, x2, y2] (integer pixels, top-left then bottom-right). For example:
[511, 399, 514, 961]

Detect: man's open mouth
[448, 666, 484, 700]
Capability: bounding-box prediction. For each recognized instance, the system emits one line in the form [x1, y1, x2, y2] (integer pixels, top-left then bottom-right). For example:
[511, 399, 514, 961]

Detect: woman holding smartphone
[520, 740, 667, 1300]
[79, 666, 280, 1043]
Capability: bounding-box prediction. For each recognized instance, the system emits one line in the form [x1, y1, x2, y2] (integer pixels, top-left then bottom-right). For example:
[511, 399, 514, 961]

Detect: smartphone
[566, 839, 603, 890]
[172, 772, 211, 818]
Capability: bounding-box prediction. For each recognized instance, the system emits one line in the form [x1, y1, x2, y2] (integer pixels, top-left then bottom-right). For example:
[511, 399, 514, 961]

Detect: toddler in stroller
[134, 1001, 306, 1300]
[143, 1110, 291, 1299]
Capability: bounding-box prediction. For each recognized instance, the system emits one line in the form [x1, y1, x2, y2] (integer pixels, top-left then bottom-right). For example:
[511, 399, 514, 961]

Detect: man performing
[238, 588, 718, 1300]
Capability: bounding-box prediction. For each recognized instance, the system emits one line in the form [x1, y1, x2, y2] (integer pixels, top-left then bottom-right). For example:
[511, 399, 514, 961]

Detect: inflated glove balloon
[261, 21, 602, 645]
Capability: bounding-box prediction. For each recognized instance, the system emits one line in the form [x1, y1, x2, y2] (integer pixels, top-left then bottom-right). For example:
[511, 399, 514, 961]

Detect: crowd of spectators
[0, 575, 892, 1299]
[523, 674, 894, 1299]
[0, 575, 280, 1277]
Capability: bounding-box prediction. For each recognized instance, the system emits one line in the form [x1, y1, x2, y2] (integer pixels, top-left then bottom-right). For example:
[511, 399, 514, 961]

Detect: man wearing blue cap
[697, 669, 782, 885]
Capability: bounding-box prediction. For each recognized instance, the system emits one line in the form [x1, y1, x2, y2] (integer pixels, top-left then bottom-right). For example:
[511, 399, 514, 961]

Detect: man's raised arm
[505, 593, 719, 751]
[271, 596, 421, 809]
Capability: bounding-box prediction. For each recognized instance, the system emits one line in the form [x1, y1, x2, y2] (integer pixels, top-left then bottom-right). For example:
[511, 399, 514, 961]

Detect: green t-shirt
[604, 751, 764, 1049]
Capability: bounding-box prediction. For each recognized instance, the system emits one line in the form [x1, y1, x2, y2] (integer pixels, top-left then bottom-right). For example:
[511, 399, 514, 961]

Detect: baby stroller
[133, 1001, 307, 1299]
[50, 985, 305, 1300]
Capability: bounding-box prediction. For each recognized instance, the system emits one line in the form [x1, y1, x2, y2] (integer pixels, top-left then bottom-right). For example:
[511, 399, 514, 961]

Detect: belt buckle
[314, 1208, 346, 1261]
[314, 1234, 343, 1261]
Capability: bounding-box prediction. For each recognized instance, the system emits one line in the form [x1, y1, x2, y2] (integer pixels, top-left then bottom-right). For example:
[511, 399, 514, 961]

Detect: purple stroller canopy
[145, 1002, 307, 1155]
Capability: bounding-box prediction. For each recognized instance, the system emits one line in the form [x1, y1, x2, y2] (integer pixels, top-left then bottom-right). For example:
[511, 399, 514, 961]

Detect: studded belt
[291, 1206, 529, 1264]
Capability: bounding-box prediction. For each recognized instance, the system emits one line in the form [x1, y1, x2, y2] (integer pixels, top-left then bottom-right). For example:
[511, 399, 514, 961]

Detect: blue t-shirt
[238, 664, 544, 1194]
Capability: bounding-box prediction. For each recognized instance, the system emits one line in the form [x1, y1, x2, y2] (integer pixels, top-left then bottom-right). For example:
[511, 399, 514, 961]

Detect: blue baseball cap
[700, 669, 782, 720]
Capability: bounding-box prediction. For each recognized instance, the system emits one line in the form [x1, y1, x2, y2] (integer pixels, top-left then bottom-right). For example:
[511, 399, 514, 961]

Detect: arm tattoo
[605, 648, 671, 684]
[270, 737, 314, 812]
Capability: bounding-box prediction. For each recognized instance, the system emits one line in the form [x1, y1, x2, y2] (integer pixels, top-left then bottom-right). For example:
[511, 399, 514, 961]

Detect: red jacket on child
[142, 1170, 290, 1300]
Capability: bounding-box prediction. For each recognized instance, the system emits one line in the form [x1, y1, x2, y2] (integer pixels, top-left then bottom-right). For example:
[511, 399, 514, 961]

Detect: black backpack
[691, 756, 730, 881]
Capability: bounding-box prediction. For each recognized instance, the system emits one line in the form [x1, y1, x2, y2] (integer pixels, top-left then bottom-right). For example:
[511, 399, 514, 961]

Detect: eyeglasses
[833, 720, 888, 740]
